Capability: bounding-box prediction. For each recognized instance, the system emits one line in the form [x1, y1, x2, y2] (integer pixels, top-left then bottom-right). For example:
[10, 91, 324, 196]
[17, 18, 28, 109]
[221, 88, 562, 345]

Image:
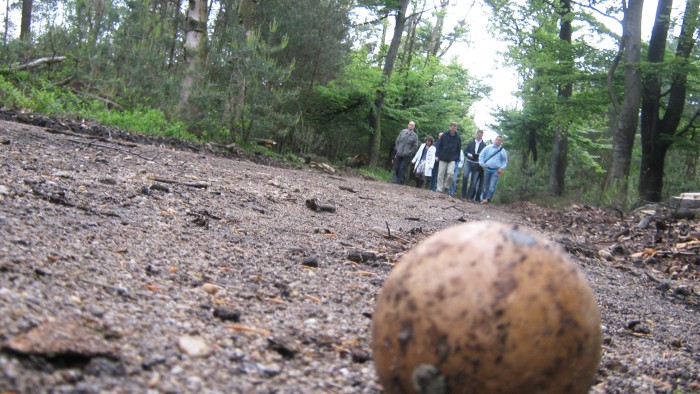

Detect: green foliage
[91, 107, 198, 141]
[29, 88, 64, 114]
[205, 22, 298, 144]
[0, 72, 83, 114]
[358, 166, 391, 182]
[0, 74, 32, 108]
[664, 148, 700, 198]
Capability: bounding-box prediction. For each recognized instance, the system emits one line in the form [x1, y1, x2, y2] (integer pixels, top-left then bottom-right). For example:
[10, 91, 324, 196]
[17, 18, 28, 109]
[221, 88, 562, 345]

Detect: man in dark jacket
[391, 121, 419, 184]
[436, 122, 462, 193]
[461, 129, 487, 201]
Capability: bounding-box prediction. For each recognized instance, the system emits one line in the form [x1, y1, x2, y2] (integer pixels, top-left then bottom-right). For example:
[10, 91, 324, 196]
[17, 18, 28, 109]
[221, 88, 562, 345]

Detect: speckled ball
[372, 221, 601, 394]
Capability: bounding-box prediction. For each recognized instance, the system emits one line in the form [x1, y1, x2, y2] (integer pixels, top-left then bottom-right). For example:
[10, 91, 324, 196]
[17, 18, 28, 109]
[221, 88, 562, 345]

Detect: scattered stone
[674, 286, 693, 297]
[84, 357, 126, 377]
[150, 183, 170, 192]
[213, 307, 241, 322]
[52, 170, 73, 179]
[260, 363, 282, 377]
[598, 249, 613, 261]
[3, 319, 116, 359]
[34, 267, 51, 276]
[627, 320, 652, 335]
[141, 355, 168, 370]
[177, 335, 212, 358]
[267, 336, 297, 359]
[301, 257, 319, 268]
[610, 244, 626, 255]
[201, 283, 222, 295]
[250, 205, 266, 214]
[305, 199, 336, 213]
[351, 348, 371, 363]
[88, 305, 106, 318]
[347, 251, 377, 263]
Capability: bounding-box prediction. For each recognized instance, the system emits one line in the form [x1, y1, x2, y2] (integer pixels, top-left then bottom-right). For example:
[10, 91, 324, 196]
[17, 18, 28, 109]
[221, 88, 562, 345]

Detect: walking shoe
[482, 199, 489, 205]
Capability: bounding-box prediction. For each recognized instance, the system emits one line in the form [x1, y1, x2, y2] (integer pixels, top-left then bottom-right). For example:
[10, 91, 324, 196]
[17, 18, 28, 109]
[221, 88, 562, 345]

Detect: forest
[1, 0, 699, 206]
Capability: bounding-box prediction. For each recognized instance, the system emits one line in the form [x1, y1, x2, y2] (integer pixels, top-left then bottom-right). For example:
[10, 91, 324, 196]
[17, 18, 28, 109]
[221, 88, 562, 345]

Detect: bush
[0, 74, 32, 109]
[91, 107, 199, 142]
[358, 166, 391, 182]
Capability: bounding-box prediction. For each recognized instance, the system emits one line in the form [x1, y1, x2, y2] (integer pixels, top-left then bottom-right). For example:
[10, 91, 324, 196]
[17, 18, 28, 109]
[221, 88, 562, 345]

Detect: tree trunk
[168, 0, 182, 69]
[549, 0, 572, 196]
[684, 128, 698, 178]
[608, 0, 644, 197]
[550, 123, 568, 195]
[20, 0, 33, 42]
[368, 0, 409, 167]
[88, 0, 106, 48]
[178, 0, 208, 114]
[2, 0, 7, 48]
[427, 0, 449, 57]
[238, 0, 259, 39]
[639, 0, 699, 202]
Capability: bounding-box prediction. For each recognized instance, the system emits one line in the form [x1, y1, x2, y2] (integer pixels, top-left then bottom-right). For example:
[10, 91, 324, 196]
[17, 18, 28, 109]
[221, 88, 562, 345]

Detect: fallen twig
[67, 138, 158, 161]
[77, 278, 134, 298]
[443, 203, 467, 213]
[31, 187, 121, 218]
[11, 56, 66, 70]
[228, 324, 268, 335]
[305, 294, 321, 303]
[147, 176, 209, 189]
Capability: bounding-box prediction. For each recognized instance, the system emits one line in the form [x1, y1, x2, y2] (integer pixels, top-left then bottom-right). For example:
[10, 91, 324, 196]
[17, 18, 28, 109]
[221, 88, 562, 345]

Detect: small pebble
[213, 307, 241, 322]
[202, 283, 222, 295]
[178, 335, 212, 358]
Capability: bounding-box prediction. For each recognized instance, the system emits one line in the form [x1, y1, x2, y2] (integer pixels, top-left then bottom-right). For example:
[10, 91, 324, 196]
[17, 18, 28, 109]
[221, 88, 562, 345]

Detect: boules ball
[372, 221, 601, 394]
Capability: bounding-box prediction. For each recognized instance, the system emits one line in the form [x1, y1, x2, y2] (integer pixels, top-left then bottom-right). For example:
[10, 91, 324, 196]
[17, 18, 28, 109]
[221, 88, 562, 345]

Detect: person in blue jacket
[479, 134, 508, 204]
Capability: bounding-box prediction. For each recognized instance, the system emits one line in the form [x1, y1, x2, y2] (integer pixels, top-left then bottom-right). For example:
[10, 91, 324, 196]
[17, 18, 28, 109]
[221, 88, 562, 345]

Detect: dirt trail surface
[0, 115, 698, 393]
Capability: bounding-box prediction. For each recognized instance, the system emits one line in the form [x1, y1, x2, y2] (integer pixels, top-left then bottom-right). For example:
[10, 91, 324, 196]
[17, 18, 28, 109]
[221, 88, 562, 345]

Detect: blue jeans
[461, 162, 483, 200]
[449, 164, 461, 196]
[482, 168, 500, 201]
[429, 161, 439, 191]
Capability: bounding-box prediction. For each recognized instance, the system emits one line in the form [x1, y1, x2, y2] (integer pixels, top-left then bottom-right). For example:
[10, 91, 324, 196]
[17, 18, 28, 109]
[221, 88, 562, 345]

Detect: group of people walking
[390, 121, 508, 205]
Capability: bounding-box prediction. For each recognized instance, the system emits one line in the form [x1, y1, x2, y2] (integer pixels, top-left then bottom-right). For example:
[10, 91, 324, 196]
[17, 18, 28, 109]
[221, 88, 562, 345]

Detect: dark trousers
[415, 175, 430, 188]
[391, 155, 412, 184]
[461, 161, 484, 201]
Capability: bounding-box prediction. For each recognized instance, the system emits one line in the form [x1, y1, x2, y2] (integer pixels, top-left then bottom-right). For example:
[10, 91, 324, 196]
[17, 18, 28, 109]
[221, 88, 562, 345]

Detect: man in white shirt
[461, 130, 487, 201]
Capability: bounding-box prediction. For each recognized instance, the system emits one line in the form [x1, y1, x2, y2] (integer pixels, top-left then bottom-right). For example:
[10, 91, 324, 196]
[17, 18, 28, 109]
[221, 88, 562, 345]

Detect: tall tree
[3, 0, 10, 48]
[550, 0, 573, 196]
[427, 0, 449, 58]
[639, 0, 699, 201]
[607, 0, 644, 197]
[178, 0, 208, 113]
[20, 0, 33, 43]
[368, 0, 409, 167]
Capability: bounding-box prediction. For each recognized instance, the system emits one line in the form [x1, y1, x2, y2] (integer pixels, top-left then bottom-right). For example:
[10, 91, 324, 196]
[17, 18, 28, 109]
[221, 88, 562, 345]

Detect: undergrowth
[2, 71, 696, 208]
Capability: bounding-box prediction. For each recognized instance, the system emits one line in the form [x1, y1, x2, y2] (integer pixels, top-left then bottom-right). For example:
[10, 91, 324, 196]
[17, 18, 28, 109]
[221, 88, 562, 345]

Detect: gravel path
[0, 118, 697, 393]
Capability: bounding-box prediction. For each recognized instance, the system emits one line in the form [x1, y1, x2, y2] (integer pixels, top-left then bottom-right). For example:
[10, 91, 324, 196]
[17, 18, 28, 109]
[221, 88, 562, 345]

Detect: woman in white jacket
[411, 136, 436, 189]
